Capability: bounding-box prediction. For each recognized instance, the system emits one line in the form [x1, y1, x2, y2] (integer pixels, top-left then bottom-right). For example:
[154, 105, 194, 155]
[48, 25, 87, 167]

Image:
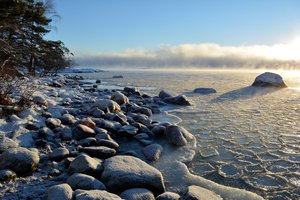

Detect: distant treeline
[0, 0, 72, 76]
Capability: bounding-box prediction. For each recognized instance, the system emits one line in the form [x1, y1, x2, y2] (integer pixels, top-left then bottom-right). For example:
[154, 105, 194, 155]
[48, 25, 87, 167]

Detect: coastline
[0, 74, 264, 199]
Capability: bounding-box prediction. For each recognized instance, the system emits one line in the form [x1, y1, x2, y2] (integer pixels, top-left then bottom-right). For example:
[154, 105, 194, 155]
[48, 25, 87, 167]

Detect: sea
[80, 68, 300, 200]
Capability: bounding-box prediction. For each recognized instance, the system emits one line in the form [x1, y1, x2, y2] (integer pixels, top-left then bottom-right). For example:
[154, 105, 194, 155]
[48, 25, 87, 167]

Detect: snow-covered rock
[252, 72, 287, 87]
[101, 155, 165, 195]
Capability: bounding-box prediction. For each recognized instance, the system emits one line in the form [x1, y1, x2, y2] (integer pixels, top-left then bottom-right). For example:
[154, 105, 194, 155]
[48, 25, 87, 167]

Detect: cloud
[74, 43, 300, 69]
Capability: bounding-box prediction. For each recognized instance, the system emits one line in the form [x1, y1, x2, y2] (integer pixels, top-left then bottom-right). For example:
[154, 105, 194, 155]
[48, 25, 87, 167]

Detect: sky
[47, 0, 300, 68]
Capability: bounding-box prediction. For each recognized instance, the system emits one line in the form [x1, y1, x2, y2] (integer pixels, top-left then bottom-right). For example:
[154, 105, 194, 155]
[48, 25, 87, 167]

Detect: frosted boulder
[0, 147, 39, 175]
[47, 183, 73, 200]
[165, 125, 194, 146]
[120, 188, 155, 200]
[101, 155, 165, 195]
[252, 72, 287, 87]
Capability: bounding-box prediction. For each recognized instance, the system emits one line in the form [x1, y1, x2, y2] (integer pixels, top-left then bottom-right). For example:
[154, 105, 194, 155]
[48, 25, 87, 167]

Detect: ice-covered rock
[165, 125, 194, 146]
[101, 155, 165, 195]
[0, 147, 39, 175]
[120, 188, 155, 200]
[182, 185, 222, 200]
[142, 144, 163, 161]
[193, 88, 217, 94]
[111, 91, 129, 105]
[47, 183, 73, 200]
[252, 72, 287, 87]
[67, 173, 106, 190]
[74, 189, 121, 200]
[156, 192, 181, 200]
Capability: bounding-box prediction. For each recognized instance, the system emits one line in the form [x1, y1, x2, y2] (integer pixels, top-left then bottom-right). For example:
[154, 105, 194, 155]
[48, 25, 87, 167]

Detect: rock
[124, 86, 139, 93]
[56, 127, 73, 141]
[90, 107, 105, 118]
[97, 139, 119, 150]
[51, 81, 63, 88]
[252, 72, 287, 87]
[25, 123, 40, 131]
[33, 95, 48, 106]
[49, 168, 61, 176]
[156, 192, 181, 200]
[49, 147, 70, 161]
[47, 183, 73, 200]
[38, 127, 55, 140]
[111, 91, 129, 105]
[79, 146, 116, 159]
[112, 75, 124, 79]
[80, 117, 96, 129]
[93, 99, 121, 113]
[68, 154, 103, 176]
[164, 95, 191, 106]
[78, 137, 97, 147]
[110, 112, 127, 124]
[159, 90, 174, 99]
[67, 173, 106, 190]
[120, 188, 155, 200]
[46, 118, 62, 130]
[61, 113, 76, 125]
[193, 88, 217, 94]
[74, 189, 122, 200]
[73, 124, 95, 140]
[182, 185, 222, 200]
[165, 125, 194, 146]
[128, 105, 152, 117]
[117, 125, 139, 137]
[96, 119, 122, 133]
[0, 169, 17, 182]
[142, 144, 163, 161]
[0, 136, 18, 153]
[0, 147, 39, 175]
[151, 125, 166, 137]
[96, 79, 101, 83]
[101, 155, 165, 195]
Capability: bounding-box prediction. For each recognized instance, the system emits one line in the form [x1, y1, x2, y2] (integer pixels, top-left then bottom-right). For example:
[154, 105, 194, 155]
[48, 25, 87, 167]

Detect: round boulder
[182, 185, 222, 200]
[142, 144, 163, 161]
[101, 155, 165, 195]
[120, 188, 155, 200]
[0, 147, 39, 175]
[73, 124, 95, 140]
[111, 91, 129, 105]
[47, 183, 73, 200]
[93, 99, 121, 113]
[156, 192, 181, 200]
[252, 72, 287, 87]
[74, 189, 121, 200]
[67, 173, 106, 190]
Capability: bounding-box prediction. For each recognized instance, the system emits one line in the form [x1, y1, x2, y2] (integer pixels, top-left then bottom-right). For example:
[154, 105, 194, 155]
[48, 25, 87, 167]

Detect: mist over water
[82, 68, 300, 199]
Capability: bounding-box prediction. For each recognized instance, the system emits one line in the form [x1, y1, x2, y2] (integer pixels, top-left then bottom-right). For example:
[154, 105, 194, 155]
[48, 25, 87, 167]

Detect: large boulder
[193, 88, 217, 94]
[0, 147, 39, 175]
[164, 95, 191, 106]
[120, 188, 155, 200]
[252, 72, 287, 87]
[93, 99, 121, 113]
[101, 155, 165, 195]
[165, 125, 194, 146]
[182, 185, 222, 200]
[111, 91, 129, 105]
[67, 173, 106, 190]
[0, 136, 19, 153]
[47, 183, 73, 200]
[74, 189, 122, 200]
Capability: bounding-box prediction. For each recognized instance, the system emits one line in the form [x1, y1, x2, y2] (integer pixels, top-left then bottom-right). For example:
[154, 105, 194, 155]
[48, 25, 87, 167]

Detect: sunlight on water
[83, 68, 300, 199]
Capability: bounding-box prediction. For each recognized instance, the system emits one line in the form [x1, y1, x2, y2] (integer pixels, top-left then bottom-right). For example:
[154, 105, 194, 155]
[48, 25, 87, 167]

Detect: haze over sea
[80, 67, 300, 199]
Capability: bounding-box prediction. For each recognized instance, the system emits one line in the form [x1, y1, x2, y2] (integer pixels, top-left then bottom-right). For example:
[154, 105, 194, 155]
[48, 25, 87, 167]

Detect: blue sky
[47, 0, 300, 68]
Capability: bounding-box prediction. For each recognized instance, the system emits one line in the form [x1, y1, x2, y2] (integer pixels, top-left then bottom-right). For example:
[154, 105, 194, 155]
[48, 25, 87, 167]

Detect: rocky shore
[0, 74, 264, 200]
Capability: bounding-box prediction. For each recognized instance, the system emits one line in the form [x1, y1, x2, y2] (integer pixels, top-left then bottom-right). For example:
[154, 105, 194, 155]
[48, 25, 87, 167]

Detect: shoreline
[0, 74, 263, 199]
